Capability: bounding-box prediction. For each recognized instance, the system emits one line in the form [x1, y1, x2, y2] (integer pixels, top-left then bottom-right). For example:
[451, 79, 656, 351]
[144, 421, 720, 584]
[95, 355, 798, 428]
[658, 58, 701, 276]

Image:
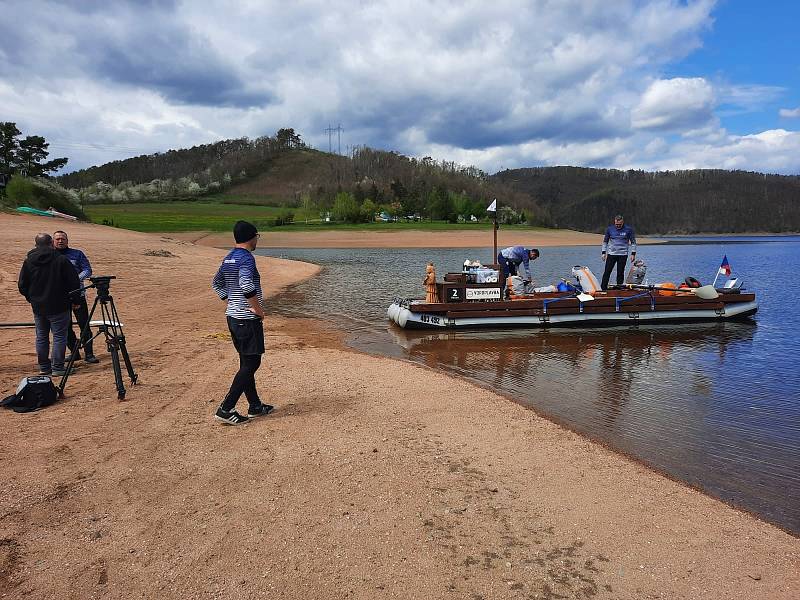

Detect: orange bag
[656, 282, 677, 296]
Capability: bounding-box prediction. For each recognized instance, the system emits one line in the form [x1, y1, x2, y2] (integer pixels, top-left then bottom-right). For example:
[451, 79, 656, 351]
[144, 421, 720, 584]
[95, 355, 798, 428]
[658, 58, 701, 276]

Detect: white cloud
[0, 0, 797, 176]
[632, 78, 715, 131]
[779, 107, 800, 118]
[622, 129, 800, 174]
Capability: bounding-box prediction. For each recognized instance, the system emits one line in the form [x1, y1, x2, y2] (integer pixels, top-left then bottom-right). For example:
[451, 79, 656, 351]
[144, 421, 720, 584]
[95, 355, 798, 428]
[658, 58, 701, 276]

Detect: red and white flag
[718, 255, 732, 277]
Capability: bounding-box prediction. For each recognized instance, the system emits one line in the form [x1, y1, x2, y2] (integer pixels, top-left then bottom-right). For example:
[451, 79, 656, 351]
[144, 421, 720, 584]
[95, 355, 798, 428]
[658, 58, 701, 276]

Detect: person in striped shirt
[211, 221, 274, 425]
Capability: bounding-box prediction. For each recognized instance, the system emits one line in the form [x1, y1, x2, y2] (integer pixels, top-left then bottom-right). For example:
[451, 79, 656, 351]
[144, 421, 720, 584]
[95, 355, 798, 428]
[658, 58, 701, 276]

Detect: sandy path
[170, 228, 662, 249]
[0, 213, 797, 599]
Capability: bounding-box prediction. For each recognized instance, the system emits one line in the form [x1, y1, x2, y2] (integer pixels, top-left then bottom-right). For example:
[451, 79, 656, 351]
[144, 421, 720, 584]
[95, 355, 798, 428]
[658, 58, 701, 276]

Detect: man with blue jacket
[211, 221, 274, 425]
[498, 246, 539, 281]
[54, 230, 99, 364]
[497, 246, 540, 298]
[600, 215, 637, 290]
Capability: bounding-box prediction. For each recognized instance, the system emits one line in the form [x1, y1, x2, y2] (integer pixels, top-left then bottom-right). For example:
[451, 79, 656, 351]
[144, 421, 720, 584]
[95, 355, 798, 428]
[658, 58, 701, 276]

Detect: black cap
[233, 220, 258, 243]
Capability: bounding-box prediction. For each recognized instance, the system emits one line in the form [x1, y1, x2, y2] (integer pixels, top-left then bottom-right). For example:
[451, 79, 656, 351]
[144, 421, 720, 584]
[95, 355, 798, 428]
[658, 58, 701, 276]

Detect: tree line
[494, 166, 800, 234]
[22, 122, 799, 232]
[292, 146, 529, 223]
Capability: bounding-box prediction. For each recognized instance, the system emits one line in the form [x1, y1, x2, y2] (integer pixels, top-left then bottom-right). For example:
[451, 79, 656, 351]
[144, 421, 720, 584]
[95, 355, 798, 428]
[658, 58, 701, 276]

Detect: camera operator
[18, 233, 81, 377]
[53, 230, 99, 364]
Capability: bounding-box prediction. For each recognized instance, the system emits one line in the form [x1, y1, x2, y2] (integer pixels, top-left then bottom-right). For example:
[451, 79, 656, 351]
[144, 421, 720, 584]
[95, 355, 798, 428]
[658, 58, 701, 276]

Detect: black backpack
[1, 376, 59, 413]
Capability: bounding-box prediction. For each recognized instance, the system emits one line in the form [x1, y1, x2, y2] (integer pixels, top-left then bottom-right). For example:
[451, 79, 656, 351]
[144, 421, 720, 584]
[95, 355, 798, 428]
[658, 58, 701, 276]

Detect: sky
[1, 0, 798, 175]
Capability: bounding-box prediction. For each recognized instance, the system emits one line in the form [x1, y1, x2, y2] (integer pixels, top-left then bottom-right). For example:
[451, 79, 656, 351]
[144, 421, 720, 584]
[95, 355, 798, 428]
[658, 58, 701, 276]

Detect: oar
[619, 284, 719, 300]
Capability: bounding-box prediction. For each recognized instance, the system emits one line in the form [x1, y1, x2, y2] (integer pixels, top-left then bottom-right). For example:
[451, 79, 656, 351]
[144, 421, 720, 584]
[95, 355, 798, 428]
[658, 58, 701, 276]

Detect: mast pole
[493, 209, 498, 265]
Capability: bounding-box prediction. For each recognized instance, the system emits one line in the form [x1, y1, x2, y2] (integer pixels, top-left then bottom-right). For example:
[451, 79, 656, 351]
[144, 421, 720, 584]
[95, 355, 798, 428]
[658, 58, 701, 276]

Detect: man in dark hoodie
[18, 233, 81, 376]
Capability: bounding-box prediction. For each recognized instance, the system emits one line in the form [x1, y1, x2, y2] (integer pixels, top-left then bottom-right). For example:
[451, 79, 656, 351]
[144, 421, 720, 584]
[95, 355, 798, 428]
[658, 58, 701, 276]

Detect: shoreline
[1, 212, 798, 599]
[166, 228, 664, 249]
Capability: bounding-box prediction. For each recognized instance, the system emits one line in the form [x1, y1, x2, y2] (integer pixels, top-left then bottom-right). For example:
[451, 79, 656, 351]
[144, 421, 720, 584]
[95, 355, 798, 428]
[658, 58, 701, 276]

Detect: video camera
[77, 275, 116, 300]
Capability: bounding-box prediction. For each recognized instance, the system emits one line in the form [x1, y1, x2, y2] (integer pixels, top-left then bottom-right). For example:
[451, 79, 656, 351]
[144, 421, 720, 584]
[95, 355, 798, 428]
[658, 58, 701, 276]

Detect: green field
[85, 202, 316, 232]
[84, 201, 537, 233]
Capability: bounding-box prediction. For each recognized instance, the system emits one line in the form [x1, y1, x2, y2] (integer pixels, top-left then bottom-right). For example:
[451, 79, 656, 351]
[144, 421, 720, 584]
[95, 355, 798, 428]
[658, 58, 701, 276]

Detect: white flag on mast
[487, 199, 497, 212]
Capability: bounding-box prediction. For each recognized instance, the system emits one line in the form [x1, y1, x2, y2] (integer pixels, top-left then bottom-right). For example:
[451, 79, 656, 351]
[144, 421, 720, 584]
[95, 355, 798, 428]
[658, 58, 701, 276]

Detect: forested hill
[493, 167, 800, 234]
[57, 129, 304, 190]
[56, 133, 532, 223]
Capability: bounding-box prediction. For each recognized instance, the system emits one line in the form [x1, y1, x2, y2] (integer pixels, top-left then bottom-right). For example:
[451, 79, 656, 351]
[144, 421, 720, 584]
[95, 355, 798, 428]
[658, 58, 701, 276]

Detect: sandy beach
[0, 212, 797, 599]
[171, 228, 662, 249]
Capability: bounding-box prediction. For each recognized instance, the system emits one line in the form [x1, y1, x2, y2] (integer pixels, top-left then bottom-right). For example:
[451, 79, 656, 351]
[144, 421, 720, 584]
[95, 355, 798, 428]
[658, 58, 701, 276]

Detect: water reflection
[388, 322, 756, 428]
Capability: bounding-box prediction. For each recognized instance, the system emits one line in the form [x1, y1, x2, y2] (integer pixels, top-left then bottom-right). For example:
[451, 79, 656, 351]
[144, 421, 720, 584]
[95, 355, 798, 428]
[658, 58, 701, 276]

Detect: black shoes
[215, 404, 274, 424]
[247, 403, 274, 418]
[68, 352, 99, 364]
[215, 408, 250, 425]
[52, 366, 76, 377]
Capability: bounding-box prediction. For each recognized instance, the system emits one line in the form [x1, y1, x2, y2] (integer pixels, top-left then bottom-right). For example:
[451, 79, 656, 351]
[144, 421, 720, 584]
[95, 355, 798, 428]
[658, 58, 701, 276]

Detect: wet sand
[0, 213, 797, 599]
[171, 228, 663, 249]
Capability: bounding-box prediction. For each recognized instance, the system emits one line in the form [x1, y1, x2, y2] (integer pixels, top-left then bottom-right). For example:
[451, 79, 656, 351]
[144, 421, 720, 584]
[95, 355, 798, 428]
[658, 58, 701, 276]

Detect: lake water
[257, 237, 800, 534]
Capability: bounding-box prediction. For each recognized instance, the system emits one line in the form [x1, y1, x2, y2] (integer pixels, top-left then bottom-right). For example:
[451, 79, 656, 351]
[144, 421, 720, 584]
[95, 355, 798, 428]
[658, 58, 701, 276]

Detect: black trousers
[222, 316, 264, 412]
[67, 296, 94, 357]
[497, 253, 519, 280]
[601, 255, 628, 290]
[497, 253, 519, 297]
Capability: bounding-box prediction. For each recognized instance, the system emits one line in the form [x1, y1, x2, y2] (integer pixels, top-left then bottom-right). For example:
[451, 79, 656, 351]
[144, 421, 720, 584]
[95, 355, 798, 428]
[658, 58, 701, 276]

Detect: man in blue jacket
[497, 246, 540, 296]
[211, 221, 274, 425]
[600, 215, 637, 290]
[54, 230, 99, 364]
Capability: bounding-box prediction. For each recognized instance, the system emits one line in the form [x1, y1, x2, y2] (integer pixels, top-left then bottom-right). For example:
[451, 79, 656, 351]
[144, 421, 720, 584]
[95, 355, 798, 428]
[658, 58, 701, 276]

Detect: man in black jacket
[18, 233, 81, 376]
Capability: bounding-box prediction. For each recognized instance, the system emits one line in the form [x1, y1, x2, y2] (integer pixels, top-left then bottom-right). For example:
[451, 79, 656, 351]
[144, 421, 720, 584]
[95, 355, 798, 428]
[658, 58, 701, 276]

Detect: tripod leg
[108, 296, 137, 385]
[59, 296, 100, 398]
[118, 339, 138, 384]
[109, 339, 126, 400]
[102, 301, 127, 400]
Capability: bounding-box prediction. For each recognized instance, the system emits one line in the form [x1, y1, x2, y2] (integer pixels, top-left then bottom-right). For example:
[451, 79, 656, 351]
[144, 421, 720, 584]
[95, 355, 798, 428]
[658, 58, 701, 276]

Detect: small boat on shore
[388, 268, 758, 330]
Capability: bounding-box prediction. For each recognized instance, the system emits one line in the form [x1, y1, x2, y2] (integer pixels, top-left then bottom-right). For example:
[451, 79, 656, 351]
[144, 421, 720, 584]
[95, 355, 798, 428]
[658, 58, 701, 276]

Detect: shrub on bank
[5, 176, 88, 220]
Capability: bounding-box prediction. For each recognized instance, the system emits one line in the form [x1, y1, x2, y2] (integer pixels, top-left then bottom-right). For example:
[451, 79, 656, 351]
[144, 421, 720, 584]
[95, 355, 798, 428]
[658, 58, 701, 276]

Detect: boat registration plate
[466, 288, 501, 300]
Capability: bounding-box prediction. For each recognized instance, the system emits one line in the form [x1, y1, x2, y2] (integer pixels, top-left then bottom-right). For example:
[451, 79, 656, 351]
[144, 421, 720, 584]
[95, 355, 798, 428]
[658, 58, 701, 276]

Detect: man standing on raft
[600, 214, 637, 291]
[212, 220, 274, 425]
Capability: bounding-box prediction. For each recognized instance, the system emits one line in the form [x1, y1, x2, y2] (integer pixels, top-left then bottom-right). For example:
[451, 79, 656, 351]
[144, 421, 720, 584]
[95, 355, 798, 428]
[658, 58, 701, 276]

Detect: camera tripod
[58, 276, 138, 400]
